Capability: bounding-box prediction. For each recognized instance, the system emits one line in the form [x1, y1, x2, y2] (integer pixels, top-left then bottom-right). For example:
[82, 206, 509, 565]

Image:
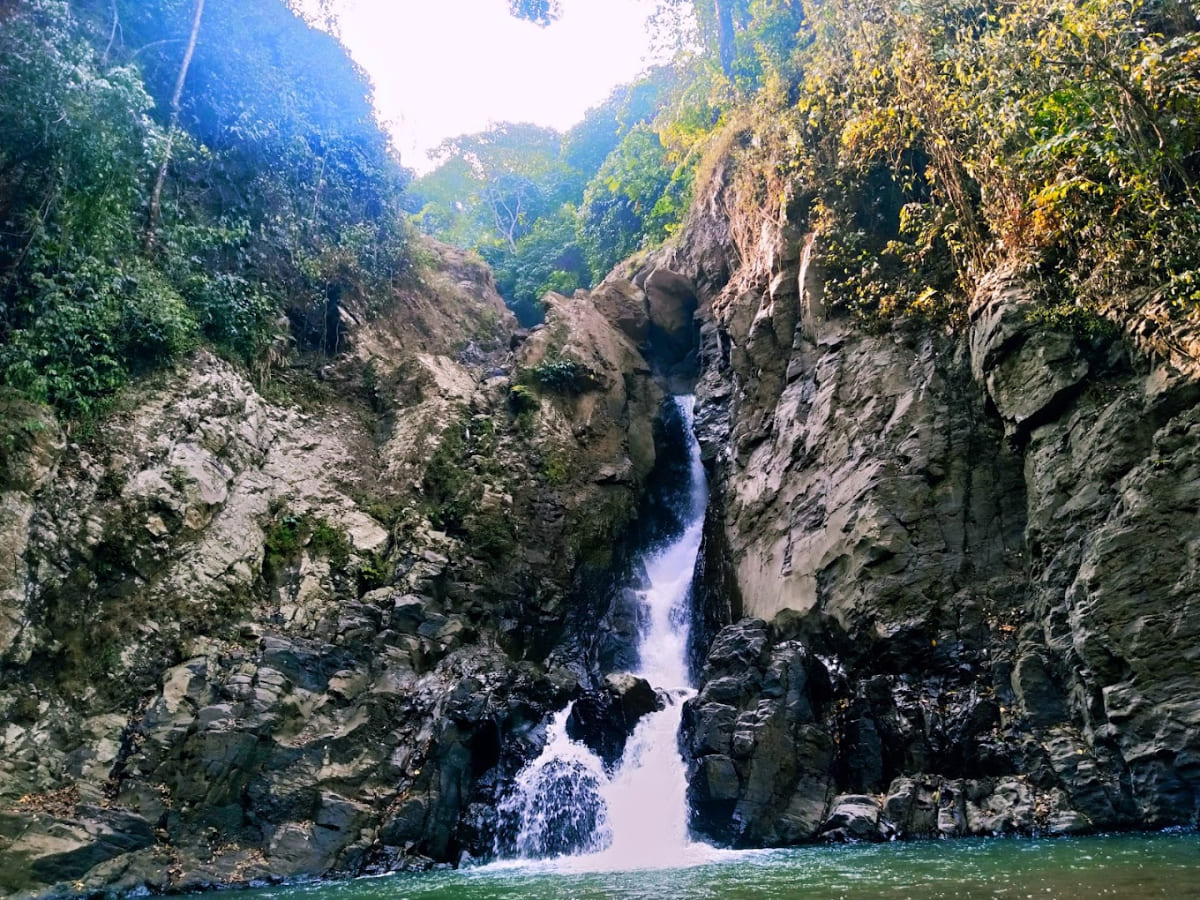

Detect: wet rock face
[681, 596, 1144, 845]
[681, 618, 835, 846]
[566, 674, 662, 768]
[682, 245, 1200, 845]
[681, 611, 1042, 845]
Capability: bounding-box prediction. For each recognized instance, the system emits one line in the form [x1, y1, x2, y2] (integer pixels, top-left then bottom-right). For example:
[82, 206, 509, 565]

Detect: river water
[240, 831, 1200, 899]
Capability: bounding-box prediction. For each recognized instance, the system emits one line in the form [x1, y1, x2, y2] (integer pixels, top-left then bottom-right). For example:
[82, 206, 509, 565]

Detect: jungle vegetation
[414, 0, 1200, 329]
[0, 0, 418, 416]
[1, 0, 1197, 416]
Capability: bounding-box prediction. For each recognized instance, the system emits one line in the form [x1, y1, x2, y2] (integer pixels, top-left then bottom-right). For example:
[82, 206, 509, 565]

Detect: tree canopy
[412, 0, 1200, 330]
[406, 66, 695, 324]
[0, 0, 411, 415]
[508, 0, 562, 26]
[3, 0, 1196, 414]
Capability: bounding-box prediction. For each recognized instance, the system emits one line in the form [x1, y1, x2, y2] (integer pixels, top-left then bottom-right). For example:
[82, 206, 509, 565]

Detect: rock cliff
[4, 155, 1200, 896]
[0, 241, 672, 895]
[632, 161, 1200, 846]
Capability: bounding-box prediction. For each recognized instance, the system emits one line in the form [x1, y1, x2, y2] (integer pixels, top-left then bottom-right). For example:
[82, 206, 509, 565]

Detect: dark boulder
[566, 673, 662, 767]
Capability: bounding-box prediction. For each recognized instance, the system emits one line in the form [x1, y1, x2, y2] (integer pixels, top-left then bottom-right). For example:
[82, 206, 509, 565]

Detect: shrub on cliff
[679, 0, 1200, 325]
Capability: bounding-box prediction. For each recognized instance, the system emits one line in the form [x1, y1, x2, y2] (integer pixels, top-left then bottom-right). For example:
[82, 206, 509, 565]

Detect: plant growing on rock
[264, 510, 350, 571]
[526, 358, 605, 393]
[467, 509, 517, 562]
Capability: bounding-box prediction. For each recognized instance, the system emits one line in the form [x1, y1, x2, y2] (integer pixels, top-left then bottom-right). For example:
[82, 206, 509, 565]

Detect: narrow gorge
[3, 155, 1199, 893]
[2, 0, 1200, 887]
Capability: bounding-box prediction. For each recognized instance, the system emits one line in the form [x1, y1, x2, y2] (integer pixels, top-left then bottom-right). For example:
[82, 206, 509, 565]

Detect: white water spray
[502, 705, 611, 858]
[499, 395, 722, 872]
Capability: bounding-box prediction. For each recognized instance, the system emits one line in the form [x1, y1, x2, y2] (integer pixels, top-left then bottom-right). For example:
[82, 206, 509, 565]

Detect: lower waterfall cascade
[495, 394, 724, 871]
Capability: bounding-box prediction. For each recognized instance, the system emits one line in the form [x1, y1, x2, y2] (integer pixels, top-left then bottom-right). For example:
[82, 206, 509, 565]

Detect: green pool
[238, 831, 1200, 899]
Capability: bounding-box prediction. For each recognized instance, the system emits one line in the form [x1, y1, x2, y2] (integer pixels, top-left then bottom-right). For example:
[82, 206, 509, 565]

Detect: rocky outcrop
[681, 617, 835, 846]
[4, 131, 1200, 897]
[656, 164, 1200, 846]
[0, 239, 674, 896]
[566, 673, 662, 767]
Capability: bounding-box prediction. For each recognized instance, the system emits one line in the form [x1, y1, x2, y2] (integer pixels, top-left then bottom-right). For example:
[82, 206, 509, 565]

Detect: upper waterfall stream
[496, 394, 723, 872]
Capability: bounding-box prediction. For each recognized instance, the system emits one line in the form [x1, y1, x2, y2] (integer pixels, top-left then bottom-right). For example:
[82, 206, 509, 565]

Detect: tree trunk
[715, 0, 735, 77]
[145, 0, 205, 250]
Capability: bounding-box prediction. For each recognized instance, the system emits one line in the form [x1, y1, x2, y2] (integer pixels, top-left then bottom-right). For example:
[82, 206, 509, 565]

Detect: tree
[424, 123, 570, 252]
[1, 0, 413, 413]
[491, 206, 589, 325]
[409, 67, 701, 321]
[145, 0, 204, 248]
[579, 125, 684, 278]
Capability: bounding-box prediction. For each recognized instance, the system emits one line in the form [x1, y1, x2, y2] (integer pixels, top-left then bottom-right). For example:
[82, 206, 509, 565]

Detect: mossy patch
[571, 489, 636, 568]
[264, 509, 351, 571]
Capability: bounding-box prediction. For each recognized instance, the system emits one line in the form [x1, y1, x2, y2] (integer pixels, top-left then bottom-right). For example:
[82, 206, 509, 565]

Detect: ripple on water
[237, 831, 1200, 900]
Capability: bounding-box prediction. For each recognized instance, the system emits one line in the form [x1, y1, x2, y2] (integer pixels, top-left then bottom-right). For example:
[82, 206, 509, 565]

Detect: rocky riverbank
[0, 241, 691, 896]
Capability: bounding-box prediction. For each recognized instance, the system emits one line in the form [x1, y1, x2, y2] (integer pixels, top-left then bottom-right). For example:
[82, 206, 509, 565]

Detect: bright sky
[332, 0, 661, 173]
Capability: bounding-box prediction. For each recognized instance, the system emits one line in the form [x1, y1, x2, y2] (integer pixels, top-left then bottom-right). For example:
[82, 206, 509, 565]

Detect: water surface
[242, 831, 1200, 899]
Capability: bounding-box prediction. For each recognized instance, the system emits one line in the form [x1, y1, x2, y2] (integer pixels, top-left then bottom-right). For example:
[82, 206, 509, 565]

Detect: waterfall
[502, 705, 611, 858]
[497, 395, 718, 872]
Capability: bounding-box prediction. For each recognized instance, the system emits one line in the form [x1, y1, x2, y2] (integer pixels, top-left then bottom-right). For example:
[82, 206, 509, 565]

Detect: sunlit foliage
[780, 0, 1200, 321]
[0, 0, 410, 415]
[408, 67, 703, 323]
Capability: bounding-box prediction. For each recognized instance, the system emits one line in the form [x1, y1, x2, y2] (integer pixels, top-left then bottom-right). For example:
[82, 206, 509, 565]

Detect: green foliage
[764, 0, 1200, 324]
[424, 123, 570, 251]
[419, 414, 515, 562]
[489, 206, 589, 325]
[2, 258, 199, 414]
[508, 384, 539, 411]
[423, 415, 502, 531]
[409, 122, 579, 323]
[508, 384, 540, 437]
[356, 550, 393, 592]
[0, 392, 53, 488]
[0, 0, 411, 417]
[264, 510, 350, 570]
[177, 268, 278, 361]
[0, 414, 47, 461]
[524, 357, 604, 393]
[542, 449, 572, 485]
[579, 125, 691, 279]
[1025, 303, 1121, 341]
[309, 518, 352, 568]
[687, 0, 809, 94]
[422, 422, 471, 530]
[468, 509, 517, 561]
[409, 68, 697, 322]
[508, 0, 561, 26]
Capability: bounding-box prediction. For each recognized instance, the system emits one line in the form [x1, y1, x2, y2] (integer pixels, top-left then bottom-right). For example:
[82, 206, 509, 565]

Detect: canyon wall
[632, 166, 1200, 845]
[3, 164, 1200, 897]
[0, 243, 669, 895]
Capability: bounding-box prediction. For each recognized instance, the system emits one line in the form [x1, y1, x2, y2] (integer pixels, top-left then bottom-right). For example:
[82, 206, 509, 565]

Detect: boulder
[820, 794, 886, 842]
[591, 279, 650, 346]
[566, 673, 662, 767]
[643, 268, 698, 368]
